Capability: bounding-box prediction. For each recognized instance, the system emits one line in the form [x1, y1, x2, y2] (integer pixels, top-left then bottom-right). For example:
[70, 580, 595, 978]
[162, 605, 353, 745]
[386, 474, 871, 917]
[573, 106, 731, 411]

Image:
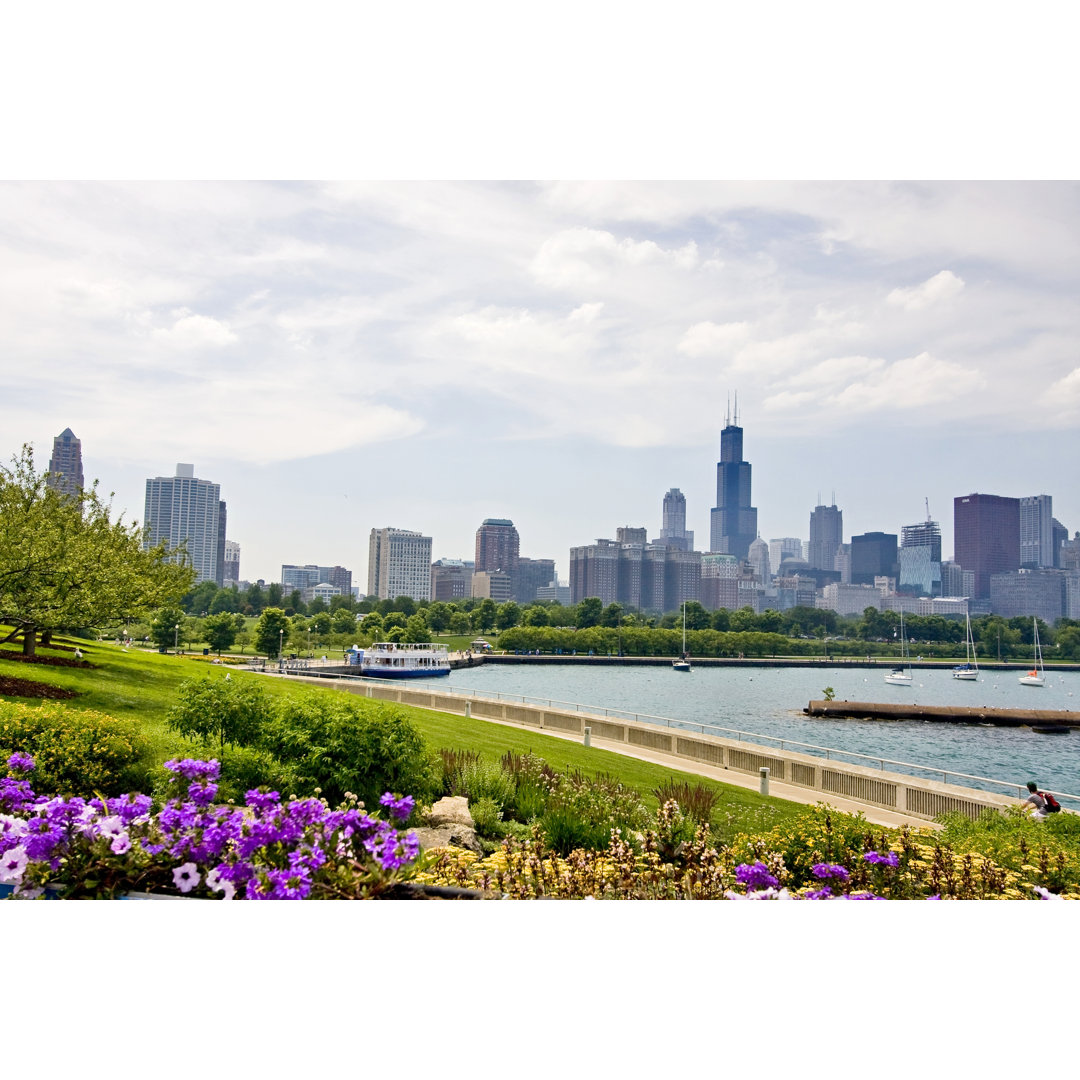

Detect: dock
[804, 699, 1079, 729]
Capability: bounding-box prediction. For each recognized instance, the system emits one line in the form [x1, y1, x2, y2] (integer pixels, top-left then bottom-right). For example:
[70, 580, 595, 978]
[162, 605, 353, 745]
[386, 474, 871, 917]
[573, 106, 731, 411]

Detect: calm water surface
[412, 663, 1080, 799]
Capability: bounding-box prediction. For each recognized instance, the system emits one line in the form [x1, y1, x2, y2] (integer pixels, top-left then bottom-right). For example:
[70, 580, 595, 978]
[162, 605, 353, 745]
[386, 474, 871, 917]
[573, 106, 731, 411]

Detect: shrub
[652, 778, 721, 828]
[438, 748, 482, 796]
[216, 745, 300, 805]
[458, 758, 515, 810]
[259, 698, 439, 809]
[0, 701, 151, 796]
[469, 796, 504, 838]
[540, 804, 615, 856]
[166, 676, 271, 753]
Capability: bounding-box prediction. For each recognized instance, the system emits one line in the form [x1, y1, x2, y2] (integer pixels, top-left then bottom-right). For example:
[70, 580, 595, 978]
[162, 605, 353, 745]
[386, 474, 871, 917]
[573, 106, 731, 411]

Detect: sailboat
[1019, 618, 1045, 686]
[673, 602, 691, 671]
[952, 613, 979, 681]
[884, 611, 913, 685]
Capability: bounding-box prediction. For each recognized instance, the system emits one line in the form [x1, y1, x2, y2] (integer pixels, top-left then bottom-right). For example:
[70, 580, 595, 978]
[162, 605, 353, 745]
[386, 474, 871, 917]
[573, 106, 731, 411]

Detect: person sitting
[1021, 781, 1049, 819]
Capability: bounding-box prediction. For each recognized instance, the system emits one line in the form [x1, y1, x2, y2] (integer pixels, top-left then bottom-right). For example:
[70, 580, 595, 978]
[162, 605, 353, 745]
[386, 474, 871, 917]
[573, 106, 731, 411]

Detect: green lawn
[0, 633, 800, 829]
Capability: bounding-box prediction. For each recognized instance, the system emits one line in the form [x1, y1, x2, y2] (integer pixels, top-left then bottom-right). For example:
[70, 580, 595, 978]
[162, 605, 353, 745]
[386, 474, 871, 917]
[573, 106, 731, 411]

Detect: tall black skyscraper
[709, 398, 757, 560]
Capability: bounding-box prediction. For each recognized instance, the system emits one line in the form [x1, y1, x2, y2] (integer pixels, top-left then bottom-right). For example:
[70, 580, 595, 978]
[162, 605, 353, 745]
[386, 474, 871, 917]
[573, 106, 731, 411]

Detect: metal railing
[263, 666, 1080, 809]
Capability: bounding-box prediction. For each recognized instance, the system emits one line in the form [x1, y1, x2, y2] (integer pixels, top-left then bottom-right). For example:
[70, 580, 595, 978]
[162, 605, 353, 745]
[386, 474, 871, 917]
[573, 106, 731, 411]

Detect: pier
[804, 699, 1079, 728]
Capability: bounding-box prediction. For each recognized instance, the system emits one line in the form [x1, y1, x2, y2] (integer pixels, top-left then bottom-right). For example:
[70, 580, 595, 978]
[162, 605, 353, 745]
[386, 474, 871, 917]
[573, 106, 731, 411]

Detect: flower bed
[0, 753, 421, 899]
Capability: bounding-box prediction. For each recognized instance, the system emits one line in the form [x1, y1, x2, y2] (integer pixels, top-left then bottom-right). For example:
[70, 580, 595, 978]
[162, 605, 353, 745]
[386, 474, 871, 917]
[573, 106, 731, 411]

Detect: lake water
[409, 662, 1080, 801]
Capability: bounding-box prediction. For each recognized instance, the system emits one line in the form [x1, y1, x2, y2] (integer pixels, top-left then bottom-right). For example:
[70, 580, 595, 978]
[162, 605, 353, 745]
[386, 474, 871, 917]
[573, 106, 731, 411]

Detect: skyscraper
[709, 398, 757, 559]
[223, 541, 241, 585]
[659, 488, 694, 551]
[808, 502, 843, 571]
[47, 428, 84, 499]
[850, 532, 898, 585]
[899, 518, 942, 595]
[1019, 495, 1054, 568]
[954, 493, 1020, 600]
[367, 527, 432, 600]
[143, 464, 226, 585]
[474, 518, 520, 575]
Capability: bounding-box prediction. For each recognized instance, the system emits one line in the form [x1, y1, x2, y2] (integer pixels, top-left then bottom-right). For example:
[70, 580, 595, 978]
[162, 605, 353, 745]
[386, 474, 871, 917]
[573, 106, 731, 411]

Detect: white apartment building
[367, 527, 433, 601]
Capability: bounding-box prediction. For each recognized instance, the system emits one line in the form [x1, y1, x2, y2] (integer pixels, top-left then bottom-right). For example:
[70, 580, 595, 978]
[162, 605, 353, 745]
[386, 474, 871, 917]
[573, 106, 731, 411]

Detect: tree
[166, 676, 271, 754]
[426, 602, 451, 635]
[523, 605, 549, 627]
[473, 598, 497, 633]
[331, 608, 358, 635]
[254, 607, 290, 658]
[287, 589, 305, 615]
[0, 446, 195, 655]
[266, 583, 284, 608]
[600, 602, 623, 628]
[308, 595, 327, 614]
[403, 614, 430, 643]
[682, 601, 710, 631]
[204, 612, 238, 653]
[496, 601, 522, 631]
[449, 611, 471, 636]
[182, 579, 219, 615]
[575, 597, 603, 629]
[151, 607, 188, 651]
[209, 587, 241, 614]
[393, 596, 417, 617]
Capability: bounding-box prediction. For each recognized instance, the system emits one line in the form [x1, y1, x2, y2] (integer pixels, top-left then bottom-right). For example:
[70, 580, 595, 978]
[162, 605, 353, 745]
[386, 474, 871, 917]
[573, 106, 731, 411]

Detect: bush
[540, 804, 615, 856]
[258, 697, 439, 809]
[469, 796, 504, 838]
[0, 701, 151, 796]
[458, 758, 515, 810]
[438, 748, 482, 796]
[216, 745, 300, 805]
[167, 676, 272, 753]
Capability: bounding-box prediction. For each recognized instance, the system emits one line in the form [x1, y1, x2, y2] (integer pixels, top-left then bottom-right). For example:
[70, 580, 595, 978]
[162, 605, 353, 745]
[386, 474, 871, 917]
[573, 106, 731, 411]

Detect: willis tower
[709, 395, 758, 560]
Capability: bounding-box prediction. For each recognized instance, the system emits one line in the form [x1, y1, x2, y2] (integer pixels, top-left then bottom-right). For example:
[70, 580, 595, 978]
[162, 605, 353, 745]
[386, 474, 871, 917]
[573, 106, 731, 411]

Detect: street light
[174, 624, 180, 653]
[279, 627, 283, 660]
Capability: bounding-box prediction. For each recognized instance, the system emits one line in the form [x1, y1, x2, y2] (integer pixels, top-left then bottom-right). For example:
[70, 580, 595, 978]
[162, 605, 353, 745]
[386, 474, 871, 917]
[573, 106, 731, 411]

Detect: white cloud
[677, 321, 751, 358]
[150, 310, 238, 349]
[887, 270, 965, 311]
[532, 227, 698, 290]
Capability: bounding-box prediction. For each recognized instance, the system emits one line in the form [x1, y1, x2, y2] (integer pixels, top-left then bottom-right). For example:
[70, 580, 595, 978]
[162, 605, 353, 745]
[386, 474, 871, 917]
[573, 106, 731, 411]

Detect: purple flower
[863, 850, 899, 867]
[804, 886, 833, 899]
[110, 832, 132, 855]
[811, 863, 850, 882]
[172, 862, 200, 894]
[380, 793, 416, 821]
[0, 844, 29, 883]
[735, 861, 779, 891]
[6, 752, 35, 774]
[164, 759, 220, 782]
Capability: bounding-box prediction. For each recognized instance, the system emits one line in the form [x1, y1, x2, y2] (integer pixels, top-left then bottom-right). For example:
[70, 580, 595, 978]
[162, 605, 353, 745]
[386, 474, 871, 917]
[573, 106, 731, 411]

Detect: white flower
[0, 844, 29, 884]
[172, 862, 200, 894]
[98, 815, 125, 839]
[1034, 886, 1064, 901]
[110, 832, 131, 855]
[0, 814, 28, 839]
[205, 867, 235, 899]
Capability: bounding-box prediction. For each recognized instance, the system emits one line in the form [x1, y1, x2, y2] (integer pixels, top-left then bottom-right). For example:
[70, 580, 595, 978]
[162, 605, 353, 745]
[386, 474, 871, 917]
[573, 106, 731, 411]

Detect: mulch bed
[0, 650, 94, 669]
[0, 675, 79, 700]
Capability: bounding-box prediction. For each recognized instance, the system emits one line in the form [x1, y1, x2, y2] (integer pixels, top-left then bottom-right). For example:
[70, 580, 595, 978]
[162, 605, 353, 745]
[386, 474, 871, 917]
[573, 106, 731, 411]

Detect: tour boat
[1019, 619, 1045, 687]
[952, 613, 979, 681]
[355, 642, 451, 678]
[884, 611, 913, 685]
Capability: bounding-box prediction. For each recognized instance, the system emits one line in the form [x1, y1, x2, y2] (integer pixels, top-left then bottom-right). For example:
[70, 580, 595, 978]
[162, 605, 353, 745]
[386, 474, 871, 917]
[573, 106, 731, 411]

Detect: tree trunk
[40, 630, 53, 647]
[22, 628, 36, 657]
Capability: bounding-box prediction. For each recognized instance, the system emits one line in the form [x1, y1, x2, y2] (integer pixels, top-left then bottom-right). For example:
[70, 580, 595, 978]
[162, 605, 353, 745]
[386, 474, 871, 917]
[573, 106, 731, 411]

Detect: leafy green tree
[244, 583, 266, 614]
[182, 580, 220, 615]
[266, 583, 284, 608]
[449, 611, 471, 636]
[710, 609, 730, 631]
[1055, 625, 1080, 660]
[403, 614, 430, 643]
[151, 607, 188, 651]
[307, 595, 327, 614]
[361, 611, 384, 636]
[167, 675, 271, 754]
[203, 612, 238, 653]
[682, 601, 710, 630]
[382, 612, 406, 632]
[523, 605, 549, 627]
[426, 602, 451, 634]
[575, 597, 603, 629]
[310, 611, 332, 636]
[473, 598, 497, 633]
[287, 589, 304, 615]
[729, 606, 757, 632]
[496, 601, 522, 631]
[0, 445, 194, 655]
[209, 587, 241, 614]
[332, 608, 358, 635]
[254, 607, 290, 658]
[600, 602, 623, 628]
[393, 596, 417, 617]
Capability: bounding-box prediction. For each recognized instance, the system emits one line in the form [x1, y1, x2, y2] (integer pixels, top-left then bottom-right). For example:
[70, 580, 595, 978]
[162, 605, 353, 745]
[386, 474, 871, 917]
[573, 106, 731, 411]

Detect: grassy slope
[0, 636, 800, 827]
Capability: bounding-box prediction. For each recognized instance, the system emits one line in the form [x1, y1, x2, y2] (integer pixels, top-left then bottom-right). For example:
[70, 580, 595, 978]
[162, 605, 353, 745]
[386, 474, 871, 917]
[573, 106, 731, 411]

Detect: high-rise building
[769, 538, 804, 575]
[808, 502, 843, 571]
[569, 539, 619, 605]
[474, 519, 520, 576]
[281, 565, 352, 596]
[431, 559, 474, 601]
[223, 540, 241, 585]
[658, 488, 694, 551]
[515, 557, 557, 604]
[850, 532, 898, 586]
[709, 399, 757, 559]
[954, 493, 1020, 600]
[47, 427, 84, 499]
[899, 518, 942, 596]
[1052, 518, 1069, 568]
[700, 553, 739, 611]
[990, 569, 1066, 624]
[1020, 495, 1055, 568]
[748, 536, 771, 584]
[367, 528, 432, 601]
[941, 560, 975, 598]
[143, 464, 226, 585]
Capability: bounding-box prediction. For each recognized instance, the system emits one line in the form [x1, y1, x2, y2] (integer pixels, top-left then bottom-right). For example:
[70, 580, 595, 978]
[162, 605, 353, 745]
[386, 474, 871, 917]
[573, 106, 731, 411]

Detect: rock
[427, 795, 474, 828]
[412, 824, 484, 855]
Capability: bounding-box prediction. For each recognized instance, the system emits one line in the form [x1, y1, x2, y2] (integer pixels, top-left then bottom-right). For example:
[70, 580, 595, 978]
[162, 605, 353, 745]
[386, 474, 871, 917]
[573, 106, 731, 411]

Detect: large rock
[427, 796, 474, 828]
[412, 824, 484, 855]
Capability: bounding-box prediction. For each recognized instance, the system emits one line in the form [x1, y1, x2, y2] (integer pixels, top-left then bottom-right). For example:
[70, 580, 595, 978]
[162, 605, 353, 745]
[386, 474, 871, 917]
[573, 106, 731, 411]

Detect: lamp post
[279, 627, 284, 660]
[174, 623, 180, 654]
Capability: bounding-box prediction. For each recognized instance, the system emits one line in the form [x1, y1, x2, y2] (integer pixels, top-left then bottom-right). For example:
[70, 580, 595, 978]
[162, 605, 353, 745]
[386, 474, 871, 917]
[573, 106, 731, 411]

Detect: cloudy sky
[3, 180, 1079, 586]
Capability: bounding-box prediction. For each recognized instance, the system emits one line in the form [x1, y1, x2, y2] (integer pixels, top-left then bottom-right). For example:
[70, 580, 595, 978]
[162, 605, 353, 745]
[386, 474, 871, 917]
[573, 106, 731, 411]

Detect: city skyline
[5, 182, 1080, 583]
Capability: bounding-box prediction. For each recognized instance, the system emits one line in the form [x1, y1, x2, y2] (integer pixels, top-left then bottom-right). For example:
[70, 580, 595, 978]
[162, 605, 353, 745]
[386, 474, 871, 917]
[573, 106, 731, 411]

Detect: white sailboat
[952, 613, 979, 681]
[884, 611, 913, 685]
[1019, 618, 1045, 686]
[673, 602, 691, 671]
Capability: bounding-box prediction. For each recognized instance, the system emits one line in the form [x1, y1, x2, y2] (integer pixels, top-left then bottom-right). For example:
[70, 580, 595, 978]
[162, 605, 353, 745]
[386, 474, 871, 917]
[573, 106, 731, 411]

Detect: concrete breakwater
[805, 699, 1079, 728]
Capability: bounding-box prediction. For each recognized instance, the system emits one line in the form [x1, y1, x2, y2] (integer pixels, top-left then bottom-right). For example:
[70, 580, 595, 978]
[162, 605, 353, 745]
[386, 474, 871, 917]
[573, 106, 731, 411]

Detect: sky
[3, 179, 1079, 586]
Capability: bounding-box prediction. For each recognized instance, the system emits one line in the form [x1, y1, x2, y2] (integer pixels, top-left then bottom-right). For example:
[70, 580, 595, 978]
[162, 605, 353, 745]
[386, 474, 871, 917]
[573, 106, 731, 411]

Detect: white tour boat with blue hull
[351, 642, 451, 678]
